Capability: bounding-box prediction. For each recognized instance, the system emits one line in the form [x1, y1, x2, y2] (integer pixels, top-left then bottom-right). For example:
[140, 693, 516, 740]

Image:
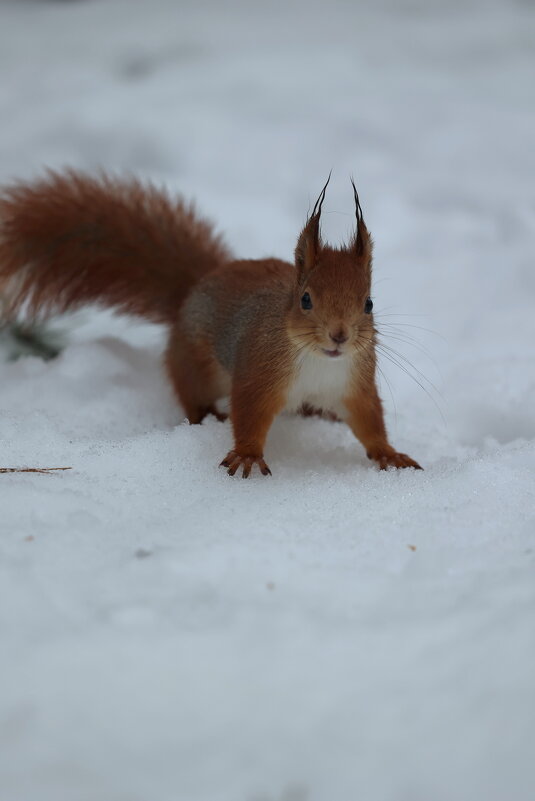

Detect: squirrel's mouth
[322, 348, 343, 358]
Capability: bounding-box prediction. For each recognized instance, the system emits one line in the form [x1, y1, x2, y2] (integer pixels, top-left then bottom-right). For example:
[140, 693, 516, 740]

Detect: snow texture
[1, 1, 535, 800]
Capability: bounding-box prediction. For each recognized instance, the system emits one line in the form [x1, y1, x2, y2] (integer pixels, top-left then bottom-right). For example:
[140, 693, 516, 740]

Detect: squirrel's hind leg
[165, 327, 229, 425]
[299, 403, 342, 423]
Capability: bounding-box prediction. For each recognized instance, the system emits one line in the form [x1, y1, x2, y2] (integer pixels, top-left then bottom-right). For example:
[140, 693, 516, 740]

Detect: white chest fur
[284, 350, 354, 418]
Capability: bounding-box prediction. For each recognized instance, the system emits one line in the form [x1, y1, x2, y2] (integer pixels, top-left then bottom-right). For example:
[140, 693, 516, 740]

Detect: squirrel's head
[288, 175, 374, 360]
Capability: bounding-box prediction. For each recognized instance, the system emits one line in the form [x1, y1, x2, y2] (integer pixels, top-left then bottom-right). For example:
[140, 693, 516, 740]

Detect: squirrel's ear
[349, 177, 373, 261]
[295, 173, 331, 279]
[295, 214, 321, 277]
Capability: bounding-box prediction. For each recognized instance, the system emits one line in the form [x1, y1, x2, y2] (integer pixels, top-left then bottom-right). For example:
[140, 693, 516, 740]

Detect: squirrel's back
[181, 258, 294, 371]
[0, 169, 231, 323]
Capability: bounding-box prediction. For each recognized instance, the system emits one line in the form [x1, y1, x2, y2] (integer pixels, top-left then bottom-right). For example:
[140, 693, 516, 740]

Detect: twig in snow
[0, 467, 72, 474]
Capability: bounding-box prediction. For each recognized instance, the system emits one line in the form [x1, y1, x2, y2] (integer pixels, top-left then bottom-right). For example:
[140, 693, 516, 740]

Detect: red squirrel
[0, 170, 422, 476]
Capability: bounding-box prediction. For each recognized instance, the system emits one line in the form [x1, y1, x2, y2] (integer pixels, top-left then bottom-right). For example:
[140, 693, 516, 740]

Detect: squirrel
[0, 169, 422, 477]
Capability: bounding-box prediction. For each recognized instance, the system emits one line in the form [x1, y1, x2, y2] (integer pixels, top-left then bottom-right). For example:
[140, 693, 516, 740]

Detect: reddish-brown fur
[0, 169, 230, 322]
[0, 170, 421, 476]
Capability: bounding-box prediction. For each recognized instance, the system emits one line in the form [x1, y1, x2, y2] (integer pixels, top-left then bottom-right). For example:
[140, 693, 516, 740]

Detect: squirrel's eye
[301, 292, 313, 310]
[364, 297, 373, 314]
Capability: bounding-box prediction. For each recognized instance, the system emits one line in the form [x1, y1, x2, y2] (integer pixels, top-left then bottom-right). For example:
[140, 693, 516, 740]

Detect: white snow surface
[1, 1, 535, 799]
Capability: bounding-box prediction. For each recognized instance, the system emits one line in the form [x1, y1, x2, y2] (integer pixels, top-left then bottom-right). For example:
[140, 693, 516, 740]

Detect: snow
[1, 0, 535, 799]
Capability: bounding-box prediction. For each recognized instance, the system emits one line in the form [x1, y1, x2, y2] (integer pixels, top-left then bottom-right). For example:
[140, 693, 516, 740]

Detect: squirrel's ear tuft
[295, 173, 331, 278]
[349, 177, 373, 261]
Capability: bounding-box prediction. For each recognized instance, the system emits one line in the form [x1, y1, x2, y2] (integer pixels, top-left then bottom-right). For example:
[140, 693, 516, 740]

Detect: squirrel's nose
[329, 329, 348, 345]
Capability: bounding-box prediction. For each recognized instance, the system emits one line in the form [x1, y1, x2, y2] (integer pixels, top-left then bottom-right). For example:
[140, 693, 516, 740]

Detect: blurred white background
[1, 2, 534, 800]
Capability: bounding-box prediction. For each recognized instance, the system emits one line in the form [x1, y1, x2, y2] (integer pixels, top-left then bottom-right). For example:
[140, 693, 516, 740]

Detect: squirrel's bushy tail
[0, 169, 231, 324]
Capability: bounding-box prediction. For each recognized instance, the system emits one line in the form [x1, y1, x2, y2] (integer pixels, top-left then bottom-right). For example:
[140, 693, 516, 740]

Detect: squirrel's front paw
[220, 451, 272, 478]
[367, 448, 422, 470]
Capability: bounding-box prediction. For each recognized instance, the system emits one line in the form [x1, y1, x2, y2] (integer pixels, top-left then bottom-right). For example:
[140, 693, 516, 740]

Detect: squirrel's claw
[368, 449, 423, 470]
[220, 451, 272, 478]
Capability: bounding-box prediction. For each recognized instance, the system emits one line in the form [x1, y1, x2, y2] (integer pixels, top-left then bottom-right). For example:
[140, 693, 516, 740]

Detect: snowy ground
[1, 1, 535, 799]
